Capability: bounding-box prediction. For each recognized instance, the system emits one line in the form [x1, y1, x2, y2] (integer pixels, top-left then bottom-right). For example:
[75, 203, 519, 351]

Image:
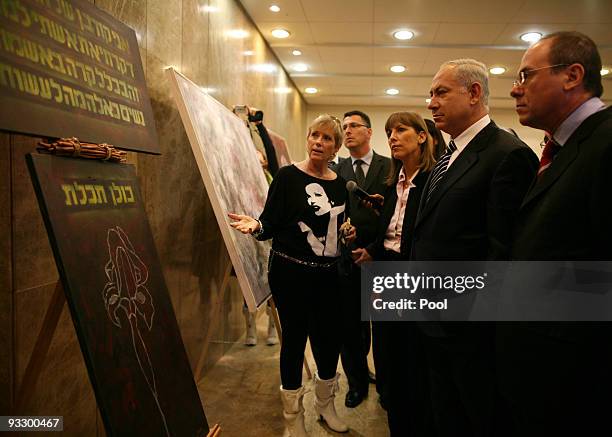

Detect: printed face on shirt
[307, 124, 338, 164]
[305, 182, 332, 216]
[386, 123, 425, 163]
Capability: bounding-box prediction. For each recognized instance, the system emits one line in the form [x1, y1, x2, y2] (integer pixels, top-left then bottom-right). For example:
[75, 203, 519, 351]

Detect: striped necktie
[425, 139, 457, 204]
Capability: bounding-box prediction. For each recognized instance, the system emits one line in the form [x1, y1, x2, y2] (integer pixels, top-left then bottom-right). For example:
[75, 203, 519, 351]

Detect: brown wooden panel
[0, 0, 159, 154]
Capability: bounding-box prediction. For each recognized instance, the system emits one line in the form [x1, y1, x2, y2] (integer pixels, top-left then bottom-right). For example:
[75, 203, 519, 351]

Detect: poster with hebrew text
[27, 153, 208, 437]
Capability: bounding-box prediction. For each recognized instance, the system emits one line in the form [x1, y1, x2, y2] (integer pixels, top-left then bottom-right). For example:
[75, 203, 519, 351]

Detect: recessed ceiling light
[489, 66, 506, 75]
[385, 88, 399, 96]
[520, 32, 542, 43]
[227, 29, 249, 39]
[271, 28, 290, 39]
[390, 65, 406, 73]
[274, 87, 292, 94]
[393, 30, 414, 41]
[292, 63, 308, 72]
[305, 87, 318, 94]
[601, 68, 610, 76]
[243, 50, 254, 56]
[269, 4, 280, 12]
[292, 50, 302, 56]
[425, 98, 431, 103]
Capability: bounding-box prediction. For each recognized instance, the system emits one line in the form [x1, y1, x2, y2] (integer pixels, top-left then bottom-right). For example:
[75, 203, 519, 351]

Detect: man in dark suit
[501, 31, 612, 437]
[414, 59, 538, 437]
[333, 110, 390, 408]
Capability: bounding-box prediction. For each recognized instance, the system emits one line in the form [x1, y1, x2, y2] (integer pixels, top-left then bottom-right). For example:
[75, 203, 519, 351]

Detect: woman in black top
[353, 112, 437, 437]
[229, 114, 350, 436]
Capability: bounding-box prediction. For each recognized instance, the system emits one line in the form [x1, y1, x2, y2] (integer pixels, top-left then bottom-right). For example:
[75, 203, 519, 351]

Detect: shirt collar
[452, 114, 491, 153]
[398, 167, 420, 186]
[553, 97, 606, 146]
[351, 148, 374, 166]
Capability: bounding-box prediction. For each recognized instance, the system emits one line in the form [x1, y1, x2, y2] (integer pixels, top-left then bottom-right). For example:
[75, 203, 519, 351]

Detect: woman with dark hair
[352, 111, 436, 437]
[425, 118, 447, 161]
[229, 114, 351, 437]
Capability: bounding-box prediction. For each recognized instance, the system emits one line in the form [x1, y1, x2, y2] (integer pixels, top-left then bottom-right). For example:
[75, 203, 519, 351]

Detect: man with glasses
[502, 31, 612, 436]
[415, 59, 538, 437]
[332, 110, 390, 409]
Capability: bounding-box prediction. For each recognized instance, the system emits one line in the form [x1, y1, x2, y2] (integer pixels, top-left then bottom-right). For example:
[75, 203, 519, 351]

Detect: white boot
[266, 305, 279, 345]
[243, 307, 257, 346]
[314, 372, 348, 433]
[280, 386, 309, 437]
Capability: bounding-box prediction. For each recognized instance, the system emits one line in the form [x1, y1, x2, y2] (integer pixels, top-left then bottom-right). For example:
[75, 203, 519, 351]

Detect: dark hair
[384, 112, 436, 186]
[424, 119, 447, 161]
[542, 31, 603, 97]
[343, 110, 371, 128]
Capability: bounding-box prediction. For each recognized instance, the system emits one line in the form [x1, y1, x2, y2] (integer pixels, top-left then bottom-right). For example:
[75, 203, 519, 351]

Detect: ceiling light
[292, 50, 302, 56]
[393, 30, 414, 41]
[520, 32, 542, 43]
[390, 65, 406, 73]
[489, 66, 506, 75]
[269, 4, 280, 12]
[385, 88, 399, 96]
[271, 28, 290, 39]
[601, 68, 610, 76]
[305, 87, 318, 94]
[292, 63, 308, 72]
[227, 29, 249, 39]
[425, 98, 431, 103]
[274, 87, 292, 94]
[243, 50, 254, 56]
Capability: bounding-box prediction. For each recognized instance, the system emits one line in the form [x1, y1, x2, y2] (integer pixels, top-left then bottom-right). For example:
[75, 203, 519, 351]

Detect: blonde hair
[307, 114, 344, 148]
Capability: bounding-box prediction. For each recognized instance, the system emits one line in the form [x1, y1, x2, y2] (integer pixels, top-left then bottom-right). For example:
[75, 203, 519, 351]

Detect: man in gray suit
[333, 110, 390, 408]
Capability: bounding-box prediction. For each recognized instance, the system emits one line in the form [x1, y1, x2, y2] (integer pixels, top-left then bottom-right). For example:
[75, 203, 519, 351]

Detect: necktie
[354, 159, 366, 187]
[537, 137, 561, 178]
[425, 139, 457, 204]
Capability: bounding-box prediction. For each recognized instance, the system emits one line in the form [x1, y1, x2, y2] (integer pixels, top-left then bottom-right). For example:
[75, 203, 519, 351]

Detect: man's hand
[361, 193, 384, 215]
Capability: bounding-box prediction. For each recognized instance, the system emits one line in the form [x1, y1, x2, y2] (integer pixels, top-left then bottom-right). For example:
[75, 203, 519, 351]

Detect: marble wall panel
[0, 133, 12, 414]
[11, 136, 58, 292]
[15, 284, 97, 435]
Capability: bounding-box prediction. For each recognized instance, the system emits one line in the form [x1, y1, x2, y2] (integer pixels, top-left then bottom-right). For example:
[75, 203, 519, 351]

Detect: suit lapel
[416, 122, 494, 227]
[363, 152, 383, 191]
[519, 108, 612, 209]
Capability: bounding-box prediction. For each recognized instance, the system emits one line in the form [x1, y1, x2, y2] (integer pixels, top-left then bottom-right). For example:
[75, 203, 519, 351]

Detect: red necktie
[537, 137, 561, 177]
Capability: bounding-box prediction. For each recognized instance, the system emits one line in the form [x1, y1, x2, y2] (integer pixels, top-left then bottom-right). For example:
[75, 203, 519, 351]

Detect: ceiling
[239, 0, 612, 109]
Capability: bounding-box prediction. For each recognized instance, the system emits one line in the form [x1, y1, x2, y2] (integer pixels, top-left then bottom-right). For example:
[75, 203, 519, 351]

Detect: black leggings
[269, 254, 342, 390]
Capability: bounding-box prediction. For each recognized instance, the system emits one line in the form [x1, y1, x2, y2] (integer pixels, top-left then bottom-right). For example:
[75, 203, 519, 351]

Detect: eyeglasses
[342, 122, 369, 131]
[512, 64, 569, 87]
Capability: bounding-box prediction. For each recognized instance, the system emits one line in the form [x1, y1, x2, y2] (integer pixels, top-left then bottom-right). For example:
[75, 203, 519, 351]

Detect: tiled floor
[198, 311, 390, 437]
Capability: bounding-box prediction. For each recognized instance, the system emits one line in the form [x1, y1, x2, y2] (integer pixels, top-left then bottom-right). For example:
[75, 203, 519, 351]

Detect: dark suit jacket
[369, 170, 430, 260]
[512, 106, 612, 260]
[333, 151, 391, 248]
[412, 121, 539, 261]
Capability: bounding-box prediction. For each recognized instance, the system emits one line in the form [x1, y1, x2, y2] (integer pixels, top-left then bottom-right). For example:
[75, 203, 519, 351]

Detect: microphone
[346, 180, 383, 211]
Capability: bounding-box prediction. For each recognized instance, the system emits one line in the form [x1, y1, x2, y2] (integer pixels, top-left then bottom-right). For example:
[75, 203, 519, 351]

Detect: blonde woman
[229, 115, 351, 436]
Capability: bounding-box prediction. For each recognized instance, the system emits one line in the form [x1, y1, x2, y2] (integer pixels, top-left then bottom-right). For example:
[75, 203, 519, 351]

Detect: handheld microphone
[346, 180, 383, 211]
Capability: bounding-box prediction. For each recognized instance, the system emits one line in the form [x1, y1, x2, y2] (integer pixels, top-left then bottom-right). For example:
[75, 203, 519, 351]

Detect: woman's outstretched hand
[228, 213, 260, 234]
